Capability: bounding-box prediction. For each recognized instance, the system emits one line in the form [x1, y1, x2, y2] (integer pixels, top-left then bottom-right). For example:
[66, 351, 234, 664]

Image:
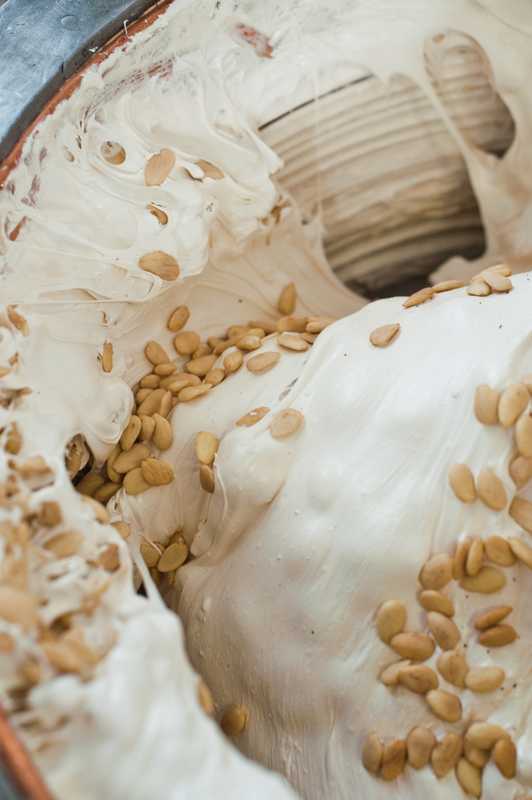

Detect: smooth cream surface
[1, 1, 532, 799]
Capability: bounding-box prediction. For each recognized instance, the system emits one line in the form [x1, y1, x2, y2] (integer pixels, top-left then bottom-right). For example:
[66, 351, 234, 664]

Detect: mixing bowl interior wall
[261, 40, 515, 298]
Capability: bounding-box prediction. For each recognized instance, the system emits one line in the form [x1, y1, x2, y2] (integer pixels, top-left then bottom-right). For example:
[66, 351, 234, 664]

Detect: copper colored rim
[0, 2, 174, 797]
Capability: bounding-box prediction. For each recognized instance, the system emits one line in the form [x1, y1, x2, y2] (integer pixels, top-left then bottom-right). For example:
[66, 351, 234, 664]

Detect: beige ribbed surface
[261, 44, 514, 294]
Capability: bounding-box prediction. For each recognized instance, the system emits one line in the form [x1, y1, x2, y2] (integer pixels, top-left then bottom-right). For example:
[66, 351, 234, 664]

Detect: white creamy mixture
[0, 0, 531, 798]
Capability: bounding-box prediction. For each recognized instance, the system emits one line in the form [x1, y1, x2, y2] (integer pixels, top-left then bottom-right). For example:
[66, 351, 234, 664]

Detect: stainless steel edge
[0, 0, 155, 163]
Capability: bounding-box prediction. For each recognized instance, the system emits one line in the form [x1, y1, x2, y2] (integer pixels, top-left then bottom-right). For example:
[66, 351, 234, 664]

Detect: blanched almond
[474, 606, 512, 630]
[236, 407, 270, 427]
[464, 741, 489, 768]
[468, 280, 490, 297]
[178, 384, 211, 402]
[419, 554, 453, 590]
[509, 496, 532, 533]
[456, 758, 481, 798]
[398, 664, 438, 694]
[418, 590, 454, 617]
[460, 566, 506, 594]
[426, 689, 462, 722]
[120, 415, 142, 451]
[362, 733, 383, 774]
[167, 305, 190, 332]
[379, 660, 410, 687]
[407, 727, 436, 770]
[221, 704, 248, 736]
[199, 464, 215, 493]
[247, 351, 280, 374]
[186, 354, 217, 377]
[465, 722, 509, 750]
[436, 651, 468, 688]
[509, 536, 532, 568]
[493, 737, 517, 779]
[137, 387, 166, 416]
[498, 383, 529, 427]
[139, 414, 156, 442]
[478, 624, 517, 648]
[123, 468, 151, 495]
[516, 412, 532, 457]
[152, 414, 173, 450]
[114, 444, 151, 474]
[145, 341, 170, 366]
[449, 464, 476, 503]
[369, 324, 400, 348]
[101, 341, 113, 373]
[509, 454, 532, 488]
[0, 587, 38, 630]
[484, 535, 516, 567]
[139, 251, 180, 281]
[403, 287, 434, 308]
[466, 537, 484, 576]
[476, 468, 507, 510]
[196, 160, 224, 180]
[270, 409, 304, 439]
[224, 349, 244, 374]
[144, 148, 175, 186]
[196, 431, 219, 466]
[277, 316, 307, 333]
[452, 539, 471, 580]
[474, 384, 500, 425]
[465, 666, 505, 693]
[390, 632, 435, 662]
[277, 282, 296, 315]
[380, 740, 406, 781]
[426, 612, 461, 651]
[174, 331, 201, 356]
[141, 458, 175, 486]
[431, 733, 463, 778]
[376, 600, 406, 643]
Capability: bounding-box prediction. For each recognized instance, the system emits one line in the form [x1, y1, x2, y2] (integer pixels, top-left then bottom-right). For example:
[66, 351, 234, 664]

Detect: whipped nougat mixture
[0, 1, 532, 798]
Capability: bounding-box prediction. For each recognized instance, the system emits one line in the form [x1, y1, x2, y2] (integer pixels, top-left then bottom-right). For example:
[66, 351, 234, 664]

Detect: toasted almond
[139, 251, 180, 281]
[301, 332, 316, 344]
[427, 612, 461, 651]
[114, 443, 151, 474]
[136, 388, 152, 404]
[195, 431, 219, 466]
[247, 327, 266, 339]
[140, 374, 160, 389]
[224, 349, 244, 374]
[196, 159, 224, 180]
[139, 414, 156, 442]
[478, 624, 517, 647]
[437, 651, 468, 688]
[221, 704, 249, 736]
[431, 733, 463, 778]
[236, 334, 262, 352]
[98, 543, 120, 572]
[157, 538, 188, 572]
[101, 341, 113, 373]
[44, 531, 83, 558]
[186, 354, 217, 377]
[376, 600, 407, 643]
[464, 741, 490, 768]
[76, 472, 105, 497]
[173, 331, 200, 356]
[467, 280, 491, 297]
[474, 605, 512, 630]
[484, 535, 516, 567]
[452, 539, 471, 580]
[205, 368, 225, 385]
[277, 315, 308, 333]
[449, 463, 476, 503]
[418, 590, 454, 617]
[369, 323, 400, 348]
[465, 723, 509, 750]
[362, 733, 383, 774]
[509, 454, 532, 488]
[516, 411, 532, 457]
[278, 282, 296, 315]
[198, 680, 214, 715]
[399, 664, 438, 694]
[509, 536, 532, 568]
[137, 387, 166, 416]
[227, 325, 248, 339]
[476, 468, 507, 511]
[270, 409, 304, 439]
[213, 338, 237, 355]
[432, 279, 465, 293]
[493, 737, 517, 779]
[140, 540, 161, 567]
[38, 501, 62, 527]
[474, 384, 500, 425]
[199, 464, 215, 493]
[236, 407, 270, 427]
[123, 468, 151, 495]
[380, 740, 406, 782]
[390, 632, 435, 662]
[156, 390, 171, 420]
[152, 414, 173, 450]
[112, 521, 131, 540]
[167, 306, 190, 334]
[145, 341, 170, 366]
[466, 537, 484, 576]
[306, 316, 334, 334]
[141, 458, 174, 486]
[456, 758, 481, 798]
[178, 384, 211, 402]
[249, 319, 277, 334]
[147, 203, 168, 225]
[192, 344, 212, 360]
[419, 554, 453, 590]
[465, 666, 505, 693]
[0, 587, 38, 630]
[166, 375, 201, 393]
[101, 140, 126, 164]
[482, 271, 512, 293]
[277, 333, 309, 352]
[509, 495, 532, 533]
[407, 727, 436, 770]
[244, 352, 280, 376]
[144, 148, 176, 186]
[379, 660, 411, 687]
[403, 287, 434, 308]
[93, 481, 121, 503]
[120, 415, 142, 451]
[498, 383, 529, 427]
[460, 566, 506, 594]
[426, 689, 462, 722]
